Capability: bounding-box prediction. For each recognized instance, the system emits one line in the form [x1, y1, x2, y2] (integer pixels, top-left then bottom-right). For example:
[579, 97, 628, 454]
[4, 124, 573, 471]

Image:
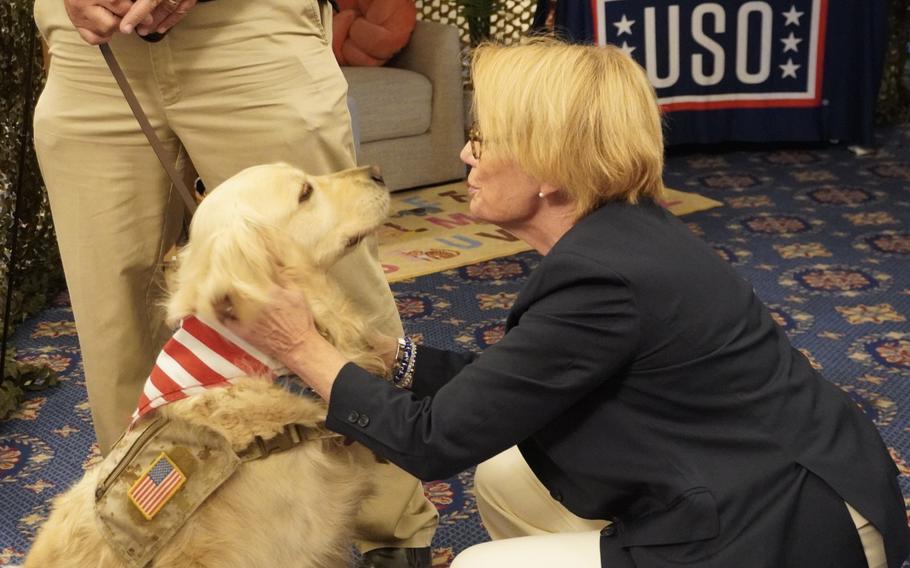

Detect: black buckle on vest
[253, 424, 300, 458]
[237, 423, 344, 462]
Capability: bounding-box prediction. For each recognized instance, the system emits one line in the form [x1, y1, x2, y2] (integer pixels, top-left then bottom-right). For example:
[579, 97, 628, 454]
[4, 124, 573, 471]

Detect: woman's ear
[538, 181, 560, 200]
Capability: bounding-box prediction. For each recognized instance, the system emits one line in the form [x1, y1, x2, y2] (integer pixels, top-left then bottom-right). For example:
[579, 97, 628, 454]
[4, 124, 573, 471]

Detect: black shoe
[359, 546, 432, 568]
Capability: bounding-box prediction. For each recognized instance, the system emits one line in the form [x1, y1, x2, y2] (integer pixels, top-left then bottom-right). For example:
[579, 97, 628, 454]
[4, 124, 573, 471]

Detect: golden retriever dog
[25, 163, 393, 568]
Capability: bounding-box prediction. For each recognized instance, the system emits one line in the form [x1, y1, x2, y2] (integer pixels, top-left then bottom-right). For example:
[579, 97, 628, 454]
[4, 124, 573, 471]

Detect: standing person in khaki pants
[31, 0, 437, 564]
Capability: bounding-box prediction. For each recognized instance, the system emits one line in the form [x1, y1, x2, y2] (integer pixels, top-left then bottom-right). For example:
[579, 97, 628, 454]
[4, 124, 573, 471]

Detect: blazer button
[549, 489, 563, 502]
[347, 411, 360, 423]
[356, 414, 370, 427]
[601, 524, 617, 537]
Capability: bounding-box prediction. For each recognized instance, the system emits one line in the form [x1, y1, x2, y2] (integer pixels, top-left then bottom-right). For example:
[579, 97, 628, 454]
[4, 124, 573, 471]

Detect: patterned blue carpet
[2, 126, 910, 566]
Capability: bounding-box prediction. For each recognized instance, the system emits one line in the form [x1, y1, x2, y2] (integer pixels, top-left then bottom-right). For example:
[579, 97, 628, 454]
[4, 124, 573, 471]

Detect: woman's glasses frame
[468, 124, 483, 160]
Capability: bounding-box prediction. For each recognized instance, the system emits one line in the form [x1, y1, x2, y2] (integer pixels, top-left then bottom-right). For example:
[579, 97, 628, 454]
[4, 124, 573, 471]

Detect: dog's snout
[368, 165, 385, 186]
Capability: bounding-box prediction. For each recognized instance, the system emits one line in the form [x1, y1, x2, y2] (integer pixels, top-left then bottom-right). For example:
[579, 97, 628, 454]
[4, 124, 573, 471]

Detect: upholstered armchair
[342, 20, 466, 191]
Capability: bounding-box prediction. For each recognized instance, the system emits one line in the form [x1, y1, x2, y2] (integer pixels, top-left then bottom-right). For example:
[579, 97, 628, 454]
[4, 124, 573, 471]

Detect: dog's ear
[166, 219, 300, 325]
[212, 294, 236, 323]
[164, 243, 198, 325]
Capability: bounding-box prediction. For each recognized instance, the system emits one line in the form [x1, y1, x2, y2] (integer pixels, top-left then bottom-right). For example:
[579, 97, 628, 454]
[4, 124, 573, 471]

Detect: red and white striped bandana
[131, 315, 287, 426]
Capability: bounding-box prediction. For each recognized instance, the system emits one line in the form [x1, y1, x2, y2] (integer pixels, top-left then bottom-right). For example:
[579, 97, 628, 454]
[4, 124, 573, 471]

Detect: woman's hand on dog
[222, 285, 348, 401]
[223, 285, 315, 359]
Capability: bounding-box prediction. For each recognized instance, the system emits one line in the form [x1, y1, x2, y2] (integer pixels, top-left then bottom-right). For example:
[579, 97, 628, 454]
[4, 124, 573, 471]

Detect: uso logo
[595, 0, 828, 110]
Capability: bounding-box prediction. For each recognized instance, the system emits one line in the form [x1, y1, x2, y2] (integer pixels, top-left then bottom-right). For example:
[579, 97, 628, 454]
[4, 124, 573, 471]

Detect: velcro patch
[127, 452, 187, 520]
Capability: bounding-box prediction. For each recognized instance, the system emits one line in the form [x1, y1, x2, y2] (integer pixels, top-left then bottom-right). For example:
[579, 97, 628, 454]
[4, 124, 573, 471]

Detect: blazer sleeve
[408, 345, 477, 400]
[326, 252, 641, 480]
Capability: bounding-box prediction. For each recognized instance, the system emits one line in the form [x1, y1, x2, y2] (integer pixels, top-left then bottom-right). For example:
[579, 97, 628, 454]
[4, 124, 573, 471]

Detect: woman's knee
[450, 541, 501, 568]
[474, 447, 526, 505]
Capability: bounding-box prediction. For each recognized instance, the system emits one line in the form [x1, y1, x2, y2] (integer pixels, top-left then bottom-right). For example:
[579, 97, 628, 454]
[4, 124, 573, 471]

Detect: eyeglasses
[468, 124, 483, 160]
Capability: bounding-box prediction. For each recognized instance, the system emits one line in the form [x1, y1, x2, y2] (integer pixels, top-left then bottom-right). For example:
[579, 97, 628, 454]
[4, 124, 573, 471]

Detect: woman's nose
[460, 142, 475, 167]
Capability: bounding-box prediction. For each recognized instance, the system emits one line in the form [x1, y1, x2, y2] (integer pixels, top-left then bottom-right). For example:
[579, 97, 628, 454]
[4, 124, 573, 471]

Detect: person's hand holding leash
[64, 0, 148, 44]
[64, 0, 195, 44]
[120, 0, 198, 37]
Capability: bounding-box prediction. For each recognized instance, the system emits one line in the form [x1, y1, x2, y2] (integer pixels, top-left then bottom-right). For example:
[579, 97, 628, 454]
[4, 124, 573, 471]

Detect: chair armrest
[389, 20, 463, 87]
[385, 20, 466, 186]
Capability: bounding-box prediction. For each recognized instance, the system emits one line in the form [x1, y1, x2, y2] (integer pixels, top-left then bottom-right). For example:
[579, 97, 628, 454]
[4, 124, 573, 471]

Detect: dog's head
[166, 163, 389, 327]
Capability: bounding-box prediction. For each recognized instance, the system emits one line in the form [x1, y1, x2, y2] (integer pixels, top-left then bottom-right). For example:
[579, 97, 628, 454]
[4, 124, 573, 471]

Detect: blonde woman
[227, 39, 909, 568]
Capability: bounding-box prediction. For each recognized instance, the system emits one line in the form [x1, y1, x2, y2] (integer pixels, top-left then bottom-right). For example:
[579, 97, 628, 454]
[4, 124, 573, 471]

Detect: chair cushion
[342, 66, 432, 143]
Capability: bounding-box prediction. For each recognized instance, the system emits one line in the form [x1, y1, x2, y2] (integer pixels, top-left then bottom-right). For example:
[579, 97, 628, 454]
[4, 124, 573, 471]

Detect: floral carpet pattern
[2, 126, 910, 566]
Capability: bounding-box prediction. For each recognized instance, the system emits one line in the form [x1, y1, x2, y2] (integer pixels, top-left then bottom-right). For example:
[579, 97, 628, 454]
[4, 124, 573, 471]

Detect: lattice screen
[415, 0, 538, 46]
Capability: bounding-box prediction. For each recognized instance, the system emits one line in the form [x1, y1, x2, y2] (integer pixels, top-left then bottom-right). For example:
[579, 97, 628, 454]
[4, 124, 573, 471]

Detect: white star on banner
[782, 5, 804, 26]
[781, 32, 802, 53]
[614, 14, 635, 36]
[780, 58, 801, 78]
[619, 41, 636, 56]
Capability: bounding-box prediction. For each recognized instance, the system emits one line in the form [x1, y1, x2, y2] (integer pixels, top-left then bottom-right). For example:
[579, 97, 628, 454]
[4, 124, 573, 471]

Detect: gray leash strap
[99, 43, 198, 217]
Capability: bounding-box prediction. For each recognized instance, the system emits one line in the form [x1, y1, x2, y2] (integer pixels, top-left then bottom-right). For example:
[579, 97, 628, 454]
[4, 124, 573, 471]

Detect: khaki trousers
[461, 447, 886, 567]
[32, 0, 436, 549]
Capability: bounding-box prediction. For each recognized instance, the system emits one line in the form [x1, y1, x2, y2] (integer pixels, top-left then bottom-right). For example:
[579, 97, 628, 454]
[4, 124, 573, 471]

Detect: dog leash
[99, 43, 198, 217]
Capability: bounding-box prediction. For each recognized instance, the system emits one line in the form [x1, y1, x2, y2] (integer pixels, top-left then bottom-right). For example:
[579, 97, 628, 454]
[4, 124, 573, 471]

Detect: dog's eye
[371, 174, 385, 185]
[298, 183, 313, 203]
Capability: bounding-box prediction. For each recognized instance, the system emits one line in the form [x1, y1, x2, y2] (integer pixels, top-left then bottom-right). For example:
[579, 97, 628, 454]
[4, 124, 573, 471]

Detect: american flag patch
[128, 452, 187, 520]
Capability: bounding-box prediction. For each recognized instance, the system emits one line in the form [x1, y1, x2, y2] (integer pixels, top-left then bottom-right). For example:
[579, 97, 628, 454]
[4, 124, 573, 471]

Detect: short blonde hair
[471, 38, 664, 219]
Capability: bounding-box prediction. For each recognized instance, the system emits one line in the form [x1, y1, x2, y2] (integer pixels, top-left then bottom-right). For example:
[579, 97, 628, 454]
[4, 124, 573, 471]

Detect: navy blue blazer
[327, 200, 909, 567]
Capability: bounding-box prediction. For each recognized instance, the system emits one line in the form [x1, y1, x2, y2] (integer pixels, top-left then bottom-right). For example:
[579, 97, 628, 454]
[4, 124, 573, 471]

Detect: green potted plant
[1, 0, 63, 420]
[449, 0, 502, 46]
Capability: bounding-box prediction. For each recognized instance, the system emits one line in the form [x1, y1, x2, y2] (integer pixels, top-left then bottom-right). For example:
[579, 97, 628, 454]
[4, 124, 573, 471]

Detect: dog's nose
[369, 165, 385, 186]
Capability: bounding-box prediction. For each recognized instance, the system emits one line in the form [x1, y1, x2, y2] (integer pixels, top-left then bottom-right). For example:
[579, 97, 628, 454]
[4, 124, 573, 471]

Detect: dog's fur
[25, 163, 393, 567]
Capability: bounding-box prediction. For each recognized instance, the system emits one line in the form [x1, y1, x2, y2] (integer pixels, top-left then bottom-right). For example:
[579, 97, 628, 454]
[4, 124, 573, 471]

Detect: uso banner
[588, 0, 888, 145]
